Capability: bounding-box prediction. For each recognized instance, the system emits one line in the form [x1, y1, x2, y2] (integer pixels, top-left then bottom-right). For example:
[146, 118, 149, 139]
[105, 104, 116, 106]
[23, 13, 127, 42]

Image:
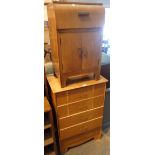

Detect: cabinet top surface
[44, 97, 51, 112]
[47, 75, 108, 93]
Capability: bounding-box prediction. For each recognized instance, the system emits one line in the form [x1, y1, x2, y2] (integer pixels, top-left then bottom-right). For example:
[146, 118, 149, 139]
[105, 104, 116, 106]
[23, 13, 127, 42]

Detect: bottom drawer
[60, 128, 102, 153]
[59, 117, 103, 140]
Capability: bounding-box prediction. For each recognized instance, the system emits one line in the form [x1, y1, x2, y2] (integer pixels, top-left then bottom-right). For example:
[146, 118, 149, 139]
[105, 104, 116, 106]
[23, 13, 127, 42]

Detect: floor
[63, 127, 110, 155]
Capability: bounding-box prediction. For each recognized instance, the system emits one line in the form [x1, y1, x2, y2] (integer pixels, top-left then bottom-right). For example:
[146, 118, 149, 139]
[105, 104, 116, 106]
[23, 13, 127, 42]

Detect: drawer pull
[78, 11, 90, 16]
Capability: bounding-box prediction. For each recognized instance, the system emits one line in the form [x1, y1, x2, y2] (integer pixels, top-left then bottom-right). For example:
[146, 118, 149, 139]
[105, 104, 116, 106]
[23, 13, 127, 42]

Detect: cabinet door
[81, 31, 102, 71]
[60, 33, 82, 73]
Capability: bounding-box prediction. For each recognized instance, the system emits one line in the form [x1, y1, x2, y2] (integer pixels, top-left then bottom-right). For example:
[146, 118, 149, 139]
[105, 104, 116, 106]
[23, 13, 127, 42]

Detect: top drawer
[53, 4, 105, 29]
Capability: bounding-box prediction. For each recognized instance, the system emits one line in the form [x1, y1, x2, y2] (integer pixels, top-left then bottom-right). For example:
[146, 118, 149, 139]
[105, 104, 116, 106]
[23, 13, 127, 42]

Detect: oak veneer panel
[57, 105, 68, 118]
[47, 4, 60, 80]
[68, 98, 93, 115]
[59, 117, 102, 140]
[56, 92, 67, 106]
[68, 86, 93, 103]
[93, 95, 105, 108]
[60, 32, 82, 73]
[81, 31, 102, 71]
[94, 83, 106, 96]
[54, 3, 105, 29]
[57, 98, 93, 118]
[59, 107, 104, 129]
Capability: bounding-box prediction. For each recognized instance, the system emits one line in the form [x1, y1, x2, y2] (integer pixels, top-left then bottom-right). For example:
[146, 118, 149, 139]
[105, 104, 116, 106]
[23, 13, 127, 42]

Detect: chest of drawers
[47, 2, 105, 87]
[47, 75, 107, 153]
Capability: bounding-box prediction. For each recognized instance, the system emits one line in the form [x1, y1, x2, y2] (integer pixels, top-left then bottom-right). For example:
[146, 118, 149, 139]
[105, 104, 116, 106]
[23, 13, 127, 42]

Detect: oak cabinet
[47, 2, 105, 87]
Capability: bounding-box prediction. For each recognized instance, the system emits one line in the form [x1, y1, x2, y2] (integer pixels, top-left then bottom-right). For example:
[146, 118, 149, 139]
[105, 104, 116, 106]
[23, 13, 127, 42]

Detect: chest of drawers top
[47, 75, 108, 94]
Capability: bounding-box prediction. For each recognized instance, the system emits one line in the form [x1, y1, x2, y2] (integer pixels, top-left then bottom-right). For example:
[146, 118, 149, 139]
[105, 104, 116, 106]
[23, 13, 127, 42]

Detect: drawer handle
[78, 11, 90, 16]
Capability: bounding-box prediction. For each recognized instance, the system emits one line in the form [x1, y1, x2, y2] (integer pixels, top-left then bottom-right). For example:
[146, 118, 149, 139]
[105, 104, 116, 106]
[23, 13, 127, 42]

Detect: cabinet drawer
[59, 117, 103, 140]
[94, 83, 106, 96]
[59, 107, 104, 129]
[54, 4, 105, 29]
[57, 105, 68, 118]
[68, 98, 93, 115]
[68, 86, 93, 103]
[93, 95, 105, 108]
[56, 91, 67, 106]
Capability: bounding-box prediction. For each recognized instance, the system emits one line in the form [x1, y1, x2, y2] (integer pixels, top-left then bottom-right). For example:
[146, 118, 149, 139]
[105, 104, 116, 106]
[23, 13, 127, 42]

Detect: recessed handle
[78, 11, 90, 16]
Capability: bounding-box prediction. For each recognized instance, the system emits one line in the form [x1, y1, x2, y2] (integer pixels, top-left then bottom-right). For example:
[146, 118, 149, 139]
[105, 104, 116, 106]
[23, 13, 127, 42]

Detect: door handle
[77, 48, 82, 58]
[83, 48, 88, 58]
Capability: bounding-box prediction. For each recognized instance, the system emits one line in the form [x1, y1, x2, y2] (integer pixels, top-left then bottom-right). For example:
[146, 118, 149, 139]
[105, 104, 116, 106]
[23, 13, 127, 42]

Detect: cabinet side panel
[47, 4, 60, 78]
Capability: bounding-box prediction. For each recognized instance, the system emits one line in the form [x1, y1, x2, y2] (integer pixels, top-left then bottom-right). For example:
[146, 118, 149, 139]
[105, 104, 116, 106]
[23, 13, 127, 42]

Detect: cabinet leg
[61, 77, 67, 88]
[94, 72, 100, 80]
[54, 71, 57, 78]
[94, 131, 102, 140]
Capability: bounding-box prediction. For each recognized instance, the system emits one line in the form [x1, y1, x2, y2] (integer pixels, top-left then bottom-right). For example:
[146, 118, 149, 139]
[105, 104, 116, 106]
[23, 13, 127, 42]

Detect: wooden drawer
[53, 4, 105, 29]
[59, 107, 104, 129]
[68, 86, 93, 103]
[68, 98, 93, 115]
[56, 91, 67, 106]
[59, 117, 103, 140]
[94, 83, 106, 96]
[93, 95, 105, 108]
[57, 105, 68, 118]
[57, 98, 93, 118]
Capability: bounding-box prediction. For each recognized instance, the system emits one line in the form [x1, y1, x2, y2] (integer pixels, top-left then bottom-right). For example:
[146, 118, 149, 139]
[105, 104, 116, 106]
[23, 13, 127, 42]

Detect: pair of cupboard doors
[60, 30, 102, 74]
[47, 2, 105, 87]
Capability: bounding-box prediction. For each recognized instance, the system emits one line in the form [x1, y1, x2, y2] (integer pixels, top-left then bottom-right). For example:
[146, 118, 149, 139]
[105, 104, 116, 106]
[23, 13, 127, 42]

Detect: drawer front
[57, 105, 68, 118]
[68, 98, 93, 115]
[56, 92, 67, 106]
[68, 86, 93, 103]
[54, 4, 105, 29]
[59, 117, 103, 140]
[59, 107, 104, 129]
[93, 95, 105, 108]
[94, 83, 106, 96]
